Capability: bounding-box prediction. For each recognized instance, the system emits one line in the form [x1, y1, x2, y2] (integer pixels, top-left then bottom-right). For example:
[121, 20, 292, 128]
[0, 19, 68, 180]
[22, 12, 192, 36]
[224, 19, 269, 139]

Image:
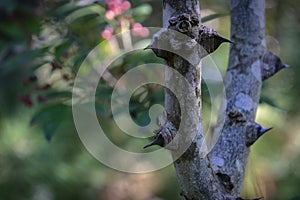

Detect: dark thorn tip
[283, 63, 290, 68]
[143, 138, 159, 149]
[143, 142, 154, 149]
[222, 37, 232, 43]
[144, 44, 154, 50]
[237, 197, 263, 200]
[261, 127, 273, 134]
[143, 134, 165, 149]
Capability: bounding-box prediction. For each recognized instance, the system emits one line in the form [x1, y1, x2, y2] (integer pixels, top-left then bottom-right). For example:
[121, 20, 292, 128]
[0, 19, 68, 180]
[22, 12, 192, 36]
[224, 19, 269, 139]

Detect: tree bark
[162, 1, 220, 199]
[146, 0, 287, 199]
[209, 0, 266, 196]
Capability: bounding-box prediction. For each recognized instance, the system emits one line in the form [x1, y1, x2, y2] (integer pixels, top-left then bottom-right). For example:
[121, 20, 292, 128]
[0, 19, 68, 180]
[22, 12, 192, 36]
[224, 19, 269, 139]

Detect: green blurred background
[0, 0, 299, 199]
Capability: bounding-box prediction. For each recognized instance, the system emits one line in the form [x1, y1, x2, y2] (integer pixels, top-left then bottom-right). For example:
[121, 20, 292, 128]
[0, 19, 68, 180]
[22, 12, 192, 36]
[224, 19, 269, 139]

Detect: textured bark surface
[160, 1, 223, 199]
[147, 0, 287, 199]
[209, 0, 266, 196]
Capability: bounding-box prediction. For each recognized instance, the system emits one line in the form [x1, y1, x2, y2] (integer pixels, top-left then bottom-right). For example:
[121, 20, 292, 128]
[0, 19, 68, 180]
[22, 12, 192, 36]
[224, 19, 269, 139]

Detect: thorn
[262, 51, 289, 80]
[236, 197, 263, 200]
[143, 141, 155, 149]
[283, 63, 290, 68]
[144, 44, 153, 50]
[228, 40, 234, 44]
[260, 127, 272, 136]
[219, 36, 232, 44]
[198, 24, 231, 55]
[144, 44, 159, 56]
[143, 134, 164, 149]
[245, 122, 272, 147]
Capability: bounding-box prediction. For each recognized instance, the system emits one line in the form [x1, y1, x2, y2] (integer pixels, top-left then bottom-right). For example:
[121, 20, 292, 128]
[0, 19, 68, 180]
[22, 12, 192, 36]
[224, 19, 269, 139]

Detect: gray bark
[146, 0, 287, 199]
[146, 0, 228, 199]
[209, 0, 287, 197]
[162, 1, 221, 199]
[209, 0, 266, 196]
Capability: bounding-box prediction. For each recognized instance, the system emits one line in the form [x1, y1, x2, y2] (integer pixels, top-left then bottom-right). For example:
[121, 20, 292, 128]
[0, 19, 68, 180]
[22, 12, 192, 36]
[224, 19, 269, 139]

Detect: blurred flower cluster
[105, 0, 131, 20]
[101, 0, 149, 39]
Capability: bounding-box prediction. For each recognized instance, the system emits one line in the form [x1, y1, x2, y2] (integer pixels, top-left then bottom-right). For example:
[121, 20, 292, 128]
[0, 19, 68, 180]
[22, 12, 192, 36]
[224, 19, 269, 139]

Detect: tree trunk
[209, 0, 266, 196]
[163, 1, 220, 199]
[147, 0, 287, 199]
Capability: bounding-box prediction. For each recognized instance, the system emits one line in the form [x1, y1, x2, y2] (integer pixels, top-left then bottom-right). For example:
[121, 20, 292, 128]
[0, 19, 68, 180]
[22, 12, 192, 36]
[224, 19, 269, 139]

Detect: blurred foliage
[0, 0, 300, 200]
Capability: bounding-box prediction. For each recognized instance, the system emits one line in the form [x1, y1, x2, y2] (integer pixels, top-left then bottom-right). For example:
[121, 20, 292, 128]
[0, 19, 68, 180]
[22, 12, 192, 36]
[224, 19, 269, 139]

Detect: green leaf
[52, 1, 81, 20]
[44, 91, 72, 101]
[201, 13, 229, 23]
[95, 103, 106, 116]
[95, 86, 113, 98]
[73, 51, 88, 72]
[135, 111, 150, 126]
[30, 104, 71, 141]
[65, 4, 105, 24]
[131, 4, 152, 21]
[0, 46, 10, 60]
[129, 103, 141, 113]
[54, 40, 73, 59]
[2, 47, 48, 76]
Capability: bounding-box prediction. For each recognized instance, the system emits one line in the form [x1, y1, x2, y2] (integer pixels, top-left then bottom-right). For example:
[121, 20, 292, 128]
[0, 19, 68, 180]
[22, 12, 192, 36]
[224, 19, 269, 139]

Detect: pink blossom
[105, 10, 115, 20]
[101, 26, 114, 39]
[121, 1, 131, 10]
[131, 23, 149, 37]
[105, 0, 131, 20]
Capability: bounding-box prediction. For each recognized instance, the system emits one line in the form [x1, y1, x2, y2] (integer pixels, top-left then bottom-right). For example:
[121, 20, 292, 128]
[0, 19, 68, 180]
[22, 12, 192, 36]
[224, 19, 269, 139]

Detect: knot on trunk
[216, 172, 234, 193]
[168, 13, 199, 37]
[228, 110, 246, 124]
